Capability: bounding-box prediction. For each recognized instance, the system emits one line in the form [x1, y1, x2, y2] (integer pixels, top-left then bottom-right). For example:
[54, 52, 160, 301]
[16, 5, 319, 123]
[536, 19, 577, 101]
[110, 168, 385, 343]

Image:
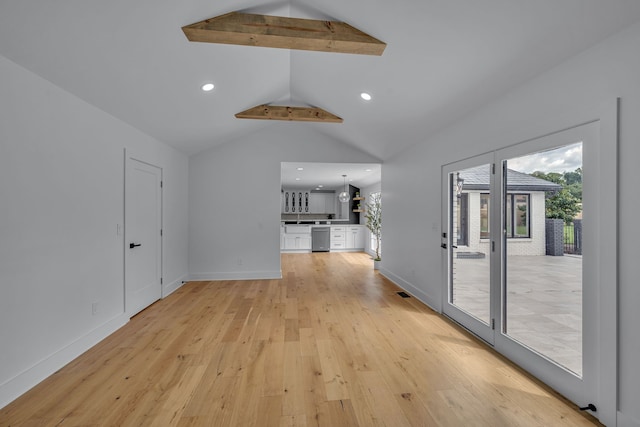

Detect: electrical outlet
[92, 302, 98, 315]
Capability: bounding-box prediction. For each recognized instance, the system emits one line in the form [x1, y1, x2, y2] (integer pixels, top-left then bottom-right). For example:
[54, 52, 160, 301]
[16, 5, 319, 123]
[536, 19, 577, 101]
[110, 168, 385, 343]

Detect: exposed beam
[182, 12, 386, 56]
[235, 105, 343, 123]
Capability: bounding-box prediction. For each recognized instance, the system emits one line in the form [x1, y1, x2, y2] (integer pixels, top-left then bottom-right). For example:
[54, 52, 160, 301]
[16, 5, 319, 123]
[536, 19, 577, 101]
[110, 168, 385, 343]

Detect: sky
[506, 142, 582, 174]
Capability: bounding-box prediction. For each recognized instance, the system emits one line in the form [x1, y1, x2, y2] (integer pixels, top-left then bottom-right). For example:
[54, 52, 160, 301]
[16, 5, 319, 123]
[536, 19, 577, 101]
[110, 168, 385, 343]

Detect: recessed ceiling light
[318, 185, 323, 188]
[315, 187, 321, 190]
[365, 169, 372, 172]
[360, 92, 372, 101]
[296, 167, 304, 171]
[295, 178, 301, 181]
[201, 83, 215, 92]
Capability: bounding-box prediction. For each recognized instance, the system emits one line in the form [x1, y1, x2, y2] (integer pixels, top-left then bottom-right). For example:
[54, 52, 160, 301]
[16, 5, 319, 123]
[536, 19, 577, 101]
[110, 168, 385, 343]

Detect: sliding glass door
[441, 121, 605, 413]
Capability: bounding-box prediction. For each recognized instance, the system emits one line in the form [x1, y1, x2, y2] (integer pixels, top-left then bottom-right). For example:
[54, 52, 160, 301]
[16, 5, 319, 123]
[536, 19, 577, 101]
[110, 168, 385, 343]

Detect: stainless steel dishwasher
[311, 227, 330, 252]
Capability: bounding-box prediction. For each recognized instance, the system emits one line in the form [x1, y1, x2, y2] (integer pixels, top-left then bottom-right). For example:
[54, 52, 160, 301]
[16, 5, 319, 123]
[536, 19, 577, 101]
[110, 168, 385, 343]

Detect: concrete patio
[451, 254, 582, 375]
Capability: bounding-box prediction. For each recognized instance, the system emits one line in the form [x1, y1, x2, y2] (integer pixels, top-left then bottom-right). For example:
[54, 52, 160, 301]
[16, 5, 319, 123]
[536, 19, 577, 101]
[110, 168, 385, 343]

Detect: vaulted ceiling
[2, 1, 640, 160]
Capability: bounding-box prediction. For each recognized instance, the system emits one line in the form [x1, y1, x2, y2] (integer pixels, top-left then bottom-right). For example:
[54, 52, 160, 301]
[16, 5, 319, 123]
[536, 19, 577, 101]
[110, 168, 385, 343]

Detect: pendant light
[338, 174, 350, 203]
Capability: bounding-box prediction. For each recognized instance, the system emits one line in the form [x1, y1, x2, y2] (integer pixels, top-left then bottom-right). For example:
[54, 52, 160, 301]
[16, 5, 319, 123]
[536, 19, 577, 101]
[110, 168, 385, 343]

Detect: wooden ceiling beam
[235, 105, 343, 123]
[182, 12, 386, 56]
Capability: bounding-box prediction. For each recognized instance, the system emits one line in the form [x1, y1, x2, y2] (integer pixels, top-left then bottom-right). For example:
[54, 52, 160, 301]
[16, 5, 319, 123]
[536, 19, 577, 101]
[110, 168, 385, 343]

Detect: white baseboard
[0, 313, 128, 409]
[189, 271, 283, 281]
[378, 267, 439, 312]
[618, 411, 640, 427]
[163, 274, 188, 297]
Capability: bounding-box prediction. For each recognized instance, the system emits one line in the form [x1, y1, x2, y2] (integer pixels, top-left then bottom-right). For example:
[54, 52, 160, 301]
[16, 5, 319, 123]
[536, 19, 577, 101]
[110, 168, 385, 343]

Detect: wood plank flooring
[0, 253, 601, 426]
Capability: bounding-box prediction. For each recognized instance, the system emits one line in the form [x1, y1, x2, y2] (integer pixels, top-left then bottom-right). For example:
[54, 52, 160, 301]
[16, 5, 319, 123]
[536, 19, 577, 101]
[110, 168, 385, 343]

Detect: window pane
[506, 195, 512, 237]
[514, 194, 529, 237]
[504, 142, 583, 375]
[451, 166, 491, 325]
[480, 194, 490, 239]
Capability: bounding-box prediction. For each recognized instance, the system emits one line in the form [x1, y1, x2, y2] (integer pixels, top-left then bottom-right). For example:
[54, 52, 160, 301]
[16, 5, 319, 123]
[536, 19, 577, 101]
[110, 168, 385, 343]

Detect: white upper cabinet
[309, 193, 324, 213]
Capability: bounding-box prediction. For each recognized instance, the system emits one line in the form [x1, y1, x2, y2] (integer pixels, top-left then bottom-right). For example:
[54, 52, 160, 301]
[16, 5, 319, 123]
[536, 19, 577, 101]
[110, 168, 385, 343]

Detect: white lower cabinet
[284, 235, 311, 250]
[330, 226, 346, 250]
[346, 226, 366, 249]
[281, 224, 363, 252]
[330, 225, 365, 250]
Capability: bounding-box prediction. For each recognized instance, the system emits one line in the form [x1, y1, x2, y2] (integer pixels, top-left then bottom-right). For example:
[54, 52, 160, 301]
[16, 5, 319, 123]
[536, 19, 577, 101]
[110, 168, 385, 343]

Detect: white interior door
[125, 156, 162, 317]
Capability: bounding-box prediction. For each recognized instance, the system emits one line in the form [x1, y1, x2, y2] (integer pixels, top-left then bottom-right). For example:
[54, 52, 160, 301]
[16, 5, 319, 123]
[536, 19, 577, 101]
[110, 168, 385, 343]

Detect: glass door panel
[442, 155, 495, 344]
[494, 121, 600, 411]
[502, 143, 583, 376]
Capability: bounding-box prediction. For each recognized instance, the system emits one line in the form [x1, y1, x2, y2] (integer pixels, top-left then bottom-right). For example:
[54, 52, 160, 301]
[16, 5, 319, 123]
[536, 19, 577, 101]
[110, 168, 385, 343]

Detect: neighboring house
[454, 165, 561, 256]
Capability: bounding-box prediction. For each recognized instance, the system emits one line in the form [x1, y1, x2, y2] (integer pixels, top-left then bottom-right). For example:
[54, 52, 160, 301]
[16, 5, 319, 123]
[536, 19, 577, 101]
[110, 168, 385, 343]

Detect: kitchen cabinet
[346, 225, 366, 249]
[284, 235, 311, 250]
[282, 190, 309, 213]
[309, 193, 324, 213]
[309, 192, 336, 214]
[330, 226, 346, 250]
[282, 225, 311, 251]
[330, 225, 364, 250]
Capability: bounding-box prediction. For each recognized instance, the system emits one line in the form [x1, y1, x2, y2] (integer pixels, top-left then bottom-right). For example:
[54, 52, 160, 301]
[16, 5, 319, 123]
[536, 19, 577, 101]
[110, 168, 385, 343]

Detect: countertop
[280, 219, 351, 225]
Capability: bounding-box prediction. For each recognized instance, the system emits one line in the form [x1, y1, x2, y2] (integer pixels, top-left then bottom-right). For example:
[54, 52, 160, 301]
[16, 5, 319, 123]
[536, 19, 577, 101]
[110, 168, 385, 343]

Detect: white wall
[381, 21, 640, 426]
[188, 125, 380, 280]
[0, 54, 189, 407]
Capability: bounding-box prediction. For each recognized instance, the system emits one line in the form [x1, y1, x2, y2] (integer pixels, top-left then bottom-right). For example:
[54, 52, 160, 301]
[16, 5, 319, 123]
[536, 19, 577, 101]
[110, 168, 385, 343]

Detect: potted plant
[365, 193, 382, 269]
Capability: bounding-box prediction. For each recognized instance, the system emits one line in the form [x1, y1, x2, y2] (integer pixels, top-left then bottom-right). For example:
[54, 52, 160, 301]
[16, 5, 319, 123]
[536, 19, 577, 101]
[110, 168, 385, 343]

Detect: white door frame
[440, 99, 618, 425]
[124, 150, 163, 317]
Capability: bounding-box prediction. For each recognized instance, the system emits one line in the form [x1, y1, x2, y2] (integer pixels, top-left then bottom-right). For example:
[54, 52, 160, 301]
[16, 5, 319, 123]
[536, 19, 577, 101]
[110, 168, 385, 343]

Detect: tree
[531, 168, 582, 223]
[545, 188, 581, 223]
[564, 168, 582, 185]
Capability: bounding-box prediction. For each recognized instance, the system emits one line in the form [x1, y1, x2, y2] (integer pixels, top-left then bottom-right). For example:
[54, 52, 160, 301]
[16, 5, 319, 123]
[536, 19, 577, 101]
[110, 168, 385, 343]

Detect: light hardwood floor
[1, 253, 601, 426]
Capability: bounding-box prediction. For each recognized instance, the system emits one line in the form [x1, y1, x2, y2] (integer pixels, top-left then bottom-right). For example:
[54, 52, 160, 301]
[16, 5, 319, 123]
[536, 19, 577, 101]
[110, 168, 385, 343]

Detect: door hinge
[491, 241, 495, 252]
[160, 181, 163, 188]
[160, 277, 163, 285]
[491, 163, 495, 174]
[160, 229, 163, 236]
[491, 318, 496, 330]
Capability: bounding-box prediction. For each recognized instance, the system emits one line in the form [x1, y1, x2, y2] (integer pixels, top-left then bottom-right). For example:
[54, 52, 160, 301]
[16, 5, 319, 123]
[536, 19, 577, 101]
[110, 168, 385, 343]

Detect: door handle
[129, 243, 142, 249]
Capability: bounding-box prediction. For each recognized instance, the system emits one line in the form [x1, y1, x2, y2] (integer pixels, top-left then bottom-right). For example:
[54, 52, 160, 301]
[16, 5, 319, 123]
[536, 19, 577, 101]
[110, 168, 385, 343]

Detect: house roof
[458, 165, 562, 192]
[2, 2, 640, 159]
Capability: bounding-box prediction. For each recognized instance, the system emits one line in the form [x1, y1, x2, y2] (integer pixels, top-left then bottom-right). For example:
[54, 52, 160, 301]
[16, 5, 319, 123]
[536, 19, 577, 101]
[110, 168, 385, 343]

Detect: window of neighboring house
[480, 193, 530, 239]
[480, 194, 490, 239]
[457, 193, 469, 246]
[510, 194, 530, 238]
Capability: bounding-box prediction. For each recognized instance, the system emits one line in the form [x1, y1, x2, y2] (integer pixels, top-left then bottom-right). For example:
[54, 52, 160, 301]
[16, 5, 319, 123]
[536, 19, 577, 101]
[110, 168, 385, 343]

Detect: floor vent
[397, 291, 411, 298]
